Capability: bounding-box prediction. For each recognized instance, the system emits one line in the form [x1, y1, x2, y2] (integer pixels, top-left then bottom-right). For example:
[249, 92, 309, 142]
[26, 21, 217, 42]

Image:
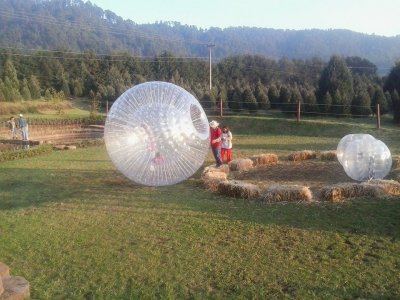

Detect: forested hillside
[0, 0, 399, 72]
[1, 0, 400, 123]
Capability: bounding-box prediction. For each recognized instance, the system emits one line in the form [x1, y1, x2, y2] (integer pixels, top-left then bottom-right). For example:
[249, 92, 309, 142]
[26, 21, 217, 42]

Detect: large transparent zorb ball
[105, 81, 209, 186]
[337, 134, 392, 181]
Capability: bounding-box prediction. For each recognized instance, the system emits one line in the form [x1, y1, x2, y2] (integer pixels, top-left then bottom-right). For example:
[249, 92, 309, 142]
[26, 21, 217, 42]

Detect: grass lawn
[0, 116, 399, 299]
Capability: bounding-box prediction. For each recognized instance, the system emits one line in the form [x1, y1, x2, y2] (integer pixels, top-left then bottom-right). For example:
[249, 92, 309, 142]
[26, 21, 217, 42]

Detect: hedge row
[0, 144, 54, 162]
[1, 116, 105, 127]
[0, 139, 105, 162]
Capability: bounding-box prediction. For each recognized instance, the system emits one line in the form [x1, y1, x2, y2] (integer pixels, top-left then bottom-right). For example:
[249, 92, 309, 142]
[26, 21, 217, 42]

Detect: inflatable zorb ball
[105, 82, 210, 186]
[337, 134, 392, 181]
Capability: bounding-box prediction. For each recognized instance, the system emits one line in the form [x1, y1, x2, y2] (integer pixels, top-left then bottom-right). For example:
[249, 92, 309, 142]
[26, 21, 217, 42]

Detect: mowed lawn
[0, 116, 400, 299]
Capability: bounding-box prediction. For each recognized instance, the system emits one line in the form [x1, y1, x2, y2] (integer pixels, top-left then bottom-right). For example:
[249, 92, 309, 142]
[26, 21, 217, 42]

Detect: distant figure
[209, 120, 223, 167]
[18, 114, 29, 142]
[221, 126, 233, 163]
[7, 116, 17, 140]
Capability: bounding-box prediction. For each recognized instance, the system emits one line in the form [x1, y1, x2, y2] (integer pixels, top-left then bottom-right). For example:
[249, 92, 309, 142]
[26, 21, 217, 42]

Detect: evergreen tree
[384, 91, 393, 111]
[254, 81, 270, 109]
[242, 88, 258, 113]
[318, 55, 353, 116]
[391, 90, 400, 123]
[20, 78, 31, 100]
[228, 87, 243, 112]
[29, 75, 41, 99]
[301, 88, 319, 113]
[384, 62, 400, 93]
[267, 84, 280, 108]
[351, 90, 371, 116]
[279, 85, 291, 112]
[319, 92, 332, 114]
[371, 87, 388, 115]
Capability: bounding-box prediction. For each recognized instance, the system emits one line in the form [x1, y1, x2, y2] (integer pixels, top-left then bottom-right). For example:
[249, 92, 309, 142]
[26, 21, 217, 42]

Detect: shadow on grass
[1, 166, 399, 240]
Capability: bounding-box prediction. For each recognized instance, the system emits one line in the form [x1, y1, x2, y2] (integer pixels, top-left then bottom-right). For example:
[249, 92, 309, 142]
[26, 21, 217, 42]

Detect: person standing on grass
[7, 116, 17, 140]
[18, 114, 29, 142]
[209, 120, 223, 167]
[221, 125, 233, 163]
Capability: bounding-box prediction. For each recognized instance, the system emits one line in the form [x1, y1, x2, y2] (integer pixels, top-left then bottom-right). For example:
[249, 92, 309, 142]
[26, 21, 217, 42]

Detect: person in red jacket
[209, 120, 223, 167]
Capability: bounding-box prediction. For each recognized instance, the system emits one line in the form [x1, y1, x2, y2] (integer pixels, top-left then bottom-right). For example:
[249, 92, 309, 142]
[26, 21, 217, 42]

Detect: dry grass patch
[228, 158, 254, 171]
[320, 183, 380, 203]
[320, 150, 337, 161]
[217, 180, 261, 199]
[262, 185, 313, 203]
[288, 150, 317, 161]
[250, 153, 278, 166]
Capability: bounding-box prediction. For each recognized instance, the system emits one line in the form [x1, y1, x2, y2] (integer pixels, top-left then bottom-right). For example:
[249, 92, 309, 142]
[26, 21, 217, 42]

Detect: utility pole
[207, 43, 215, 91]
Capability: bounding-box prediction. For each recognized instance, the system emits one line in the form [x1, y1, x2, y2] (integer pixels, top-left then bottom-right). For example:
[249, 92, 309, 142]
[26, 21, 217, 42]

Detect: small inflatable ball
[338, 134, 392, 181]
[104, 82, 210, 186]
[336, 134, 375, 165]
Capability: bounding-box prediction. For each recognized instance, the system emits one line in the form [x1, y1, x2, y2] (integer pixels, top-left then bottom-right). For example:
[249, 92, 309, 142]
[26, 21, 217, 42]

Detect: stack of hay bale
[0, 262, 30, 300]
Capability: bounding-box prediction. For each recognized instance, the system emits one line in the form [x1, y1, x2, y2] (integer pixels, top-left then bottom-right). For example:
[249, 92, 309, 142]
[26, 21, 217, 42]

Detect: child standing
[221, 126, 233, 163]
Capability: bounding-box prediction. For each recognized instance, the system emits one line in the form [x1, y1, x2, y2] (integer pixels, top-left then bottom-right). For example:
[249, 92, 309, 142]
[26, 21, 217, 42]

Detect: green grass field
[1, 116, 399, 299]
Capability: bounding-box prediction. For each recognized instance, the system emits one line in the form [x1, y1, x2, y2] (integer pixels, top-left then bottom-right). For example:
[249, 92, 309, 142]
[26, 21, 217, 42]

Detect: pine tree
[267, 84, 280, 108]
[20, 78, 31, 100]
[242, 88, 258, 113]
[254, 81, 270, 109]
[371, 87, 388, 115]
[391, 90, 400, 123]
[29, 75, 41, 99]
[351, 90, 371, 116]
[279, 85, 291, 112]
[320, 92, 332, 114]
[318, 55, 353, 116]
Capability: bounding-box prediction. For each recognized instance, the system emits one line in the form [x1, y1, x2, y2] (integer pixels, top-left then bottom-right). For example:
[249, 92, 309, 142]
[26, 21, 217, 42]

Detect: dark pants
[211, 146, 222, 167]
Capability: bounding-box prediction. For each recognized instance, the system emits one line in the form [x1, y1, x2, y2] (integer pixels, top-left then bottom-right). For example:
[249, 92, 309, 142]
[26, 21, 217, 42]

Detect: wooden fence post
[376, 104, 381, 129]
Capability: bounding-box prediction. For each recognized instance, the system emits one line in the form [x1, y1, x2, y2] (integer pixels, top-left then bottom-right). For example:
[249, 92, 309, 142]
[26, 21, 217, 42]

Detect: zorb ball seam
[105, 81, 210, 186]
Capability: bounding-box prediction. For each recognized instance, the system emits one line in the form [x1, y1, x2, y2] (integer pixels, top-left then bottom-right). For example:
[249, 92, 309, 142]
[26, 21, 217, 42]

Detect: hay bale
[364, 179, 400, 196]
[201, 165, 229, 192]
[250, 153, 279, 166]
[262, 185, 313, 203]
[287, 150, 317, 161]
[217, 180, 261, 199]
[320, 150, 337, 161]
[320, 183, 380, 203]
[391, 155, 400, 169]
[228, 158, 254, 171]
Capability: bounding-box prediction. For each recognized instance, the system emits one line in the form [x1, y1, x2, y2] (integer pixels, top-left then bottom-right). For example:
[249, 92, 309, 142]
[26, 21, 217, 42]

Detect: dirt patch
[233, 160, 355, 196]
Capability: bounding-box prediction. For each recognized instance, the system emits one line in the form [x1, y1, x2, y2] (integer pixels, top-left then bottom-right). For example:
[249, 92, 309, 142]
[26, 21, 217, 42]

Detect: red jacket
[210, 127, 222, 148]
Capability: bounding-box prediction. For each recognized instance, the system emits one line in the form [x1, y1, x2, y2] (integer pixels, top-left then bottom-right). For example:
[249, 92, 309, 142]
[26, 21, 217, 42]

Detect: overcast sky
[88, 0, 400, 37]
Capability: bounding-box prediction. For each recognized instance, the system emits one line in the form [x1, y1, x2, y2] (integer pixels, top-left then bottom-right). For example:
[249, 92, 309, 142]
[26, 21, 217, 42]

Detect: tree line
[0, 49, 400, 123]
[1, 0, 400, 72]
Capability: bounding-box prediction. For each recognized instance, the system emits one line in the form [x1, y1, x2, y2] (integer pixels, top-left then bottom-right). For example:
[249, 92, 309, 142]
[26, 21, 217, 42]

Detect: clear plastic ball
[104, 81, 210, 186]
[337, 134, 375, 165]
[339, 134, 392, 181]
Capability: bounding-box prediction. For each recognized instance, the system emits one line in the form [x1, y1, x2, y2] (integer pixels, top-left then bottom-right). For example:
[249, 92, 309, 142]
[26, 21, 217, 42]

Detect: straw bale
[217, 180, 261, 199]
[228, 158, 254, 171]
[320, 150, 337, 161]
[320, 183, 380, 203]
[391, 155, 400, 169]
[262, 185, 313, 203]
[202, 164, 229, 177]
[201, 165, 229, 192]
[364, 179, 400, 196]
[287, 150, 317, 161]
[250, 153, 279, 166]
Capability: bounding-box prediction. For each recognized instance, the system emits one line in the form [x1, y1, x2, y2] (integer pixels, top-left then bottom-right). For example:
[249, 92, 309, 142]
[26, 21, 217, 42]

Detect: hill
[0, 0, 399, 73]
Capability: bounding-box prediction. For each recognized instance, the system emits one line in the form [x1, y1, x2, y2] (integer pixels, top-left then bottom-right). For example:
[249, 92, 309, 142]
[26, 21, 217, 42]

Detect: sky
[88, 0, 400, 37]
